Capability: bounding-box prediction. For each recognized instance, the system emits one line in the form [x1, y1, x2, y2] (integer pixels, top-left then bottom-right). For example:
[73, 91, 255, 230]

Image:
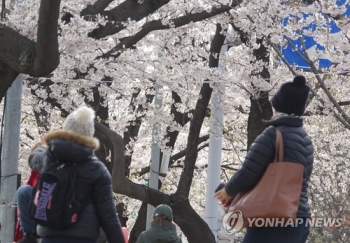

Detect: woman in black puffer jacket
[215, 76, 314, 243]
[28, 106, 125, 243]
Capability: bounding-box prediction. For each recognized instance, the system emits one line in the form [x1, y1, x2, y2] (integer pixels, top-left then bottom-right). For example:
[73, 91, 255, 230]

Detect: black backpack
[29, 159, 89, 230]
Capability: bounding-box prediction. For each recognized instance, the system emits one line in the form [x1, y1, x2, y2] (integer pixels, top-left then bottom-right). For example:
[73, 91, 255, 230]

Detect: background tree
[2, 0, 350, 242]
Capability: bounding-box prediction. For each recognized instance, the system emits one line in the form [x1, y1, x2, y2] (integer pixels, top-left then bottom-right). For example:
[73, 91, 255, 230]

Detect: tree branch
[265, 34, 350, 129]
[81, 0, 115, 16]
[95, 121, 149, 201]
[0, 61, 19, 104]
[175, 23, 226, 199]
[135, 138, 209, 176]
[86, 0, 171, 39]
[0, 0, 60, 77]
[100, 5, 231, 59]
[297, 31, 350, 128]
[28, 78, 68, 115]
[32, 0, 61, 76]
[0, 25, 36, 74]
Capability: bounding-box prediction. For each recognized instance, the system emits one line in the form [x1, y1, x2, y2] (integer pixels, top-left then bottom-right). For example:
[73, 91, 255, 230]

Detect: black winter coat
[225, 116, 314, 218]
[28, 130, 125, 243]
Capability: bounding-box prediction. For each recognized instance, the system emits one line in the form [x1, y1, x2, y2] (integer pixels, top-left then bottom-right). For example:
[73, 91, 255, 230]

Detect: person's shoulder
[263, 125, 277, 134]
[249, 126, 276, 150]
[257, 126, 276, 140]
[136, 231, 150, 243]
[176, 237, 183, 243]
[78, 156, 110, 178]
[85, 155, 106, 167]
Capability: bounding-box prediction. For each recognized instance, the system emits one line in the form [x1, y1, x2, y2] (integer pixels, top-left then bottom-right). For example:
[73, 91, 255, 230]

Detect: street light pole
[203, 40, 227, 241]
[0, 74, 23, 242]
[146, 83, 163, 229]
[0, 0, 23, 240]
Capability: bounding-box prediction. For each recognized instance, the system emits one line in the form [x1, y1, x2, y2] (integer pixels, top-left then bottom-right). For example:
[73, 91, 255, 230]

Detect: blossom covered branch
[100, 4, 232, 59]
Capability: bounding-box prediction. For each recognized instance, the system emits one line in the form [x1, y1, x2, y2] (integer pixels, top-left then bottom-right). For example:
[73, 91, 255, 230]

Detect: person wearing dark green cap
[136, 204, 182, 243]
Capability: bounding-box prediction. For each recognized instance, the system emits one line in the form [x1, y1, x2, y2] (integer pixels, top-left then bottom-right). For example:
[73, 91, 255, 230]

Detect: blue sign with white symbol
[281, 0, 350, 71]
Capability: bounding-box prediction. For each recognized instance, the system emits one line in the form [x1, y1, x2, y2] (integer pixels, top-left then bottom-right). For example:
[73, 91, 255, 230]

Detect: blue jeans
[242, 219, 310, 243]
[16, 185, 37, 234]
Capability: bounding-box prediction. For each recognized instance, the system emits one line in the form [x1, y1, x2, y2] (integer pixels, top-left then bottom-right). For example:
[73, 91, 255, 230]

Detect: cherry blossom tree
[2, 0, 350, 242]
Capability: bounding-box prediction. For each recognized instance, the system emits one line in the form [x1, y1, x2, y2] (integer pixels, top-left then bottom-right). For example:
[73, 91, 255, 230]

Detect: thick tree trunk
[247, 38, 273, 149]
[85, 85, 111, 168]
[0, 62, 19, 104]
[0, 0, 60, 77]
[171, 196, 214, 243]
[0, 26, 36, 74]
[247, 95, 272, 149]
[129, 203, 148, 243]
[0, 0, 61, 101]
[33, 0, 60, 76]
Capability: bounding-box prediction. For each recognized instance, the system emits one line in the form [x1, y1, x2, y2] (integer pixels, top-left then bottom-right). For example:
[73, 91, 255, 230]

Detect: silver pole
[159, 153, 170, 176]
[203, 42, 227, 241]
[0, 74, 23, 243]
[146, 83, 163, 229]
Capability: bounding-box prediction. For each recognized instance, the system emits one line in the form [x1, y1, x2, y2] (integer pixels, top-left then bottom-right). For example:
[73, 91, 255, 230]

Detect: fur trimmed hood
[41, 130, 100, 165]
[31, 130, 99, 152]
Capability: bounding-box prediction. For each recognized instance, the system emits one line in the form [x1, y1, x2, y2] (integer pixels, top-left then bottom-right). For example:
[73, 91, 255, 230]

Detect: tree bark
[0, 26, 36, 75]
[247, 38, 272, 149]
[129, 202, 148, 243]
[32, 0, 60, 76]
[81, 0, 115, 16]
[0, 62, 19, 104]
[33, 106, 50, 133]
[0, 0, 60, 77]
[176, 23, 225, 199]
[165, 91, 192, 149]
[85, 0, 171, 39]
[85, 84, 111, 168]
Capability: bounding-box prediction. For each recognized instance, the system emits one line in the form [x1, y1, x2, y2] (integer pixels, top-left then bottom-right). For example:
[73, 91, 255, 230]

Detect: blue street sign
[281, 0, 350, 71]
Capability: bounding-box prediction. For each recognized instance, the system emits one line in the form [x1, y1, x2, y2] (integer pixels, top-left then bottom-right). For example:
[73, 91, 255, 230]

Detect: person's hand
[214, 187, 233, 207]
[40, 135, 47, 146]
[30, 135, 48, 151]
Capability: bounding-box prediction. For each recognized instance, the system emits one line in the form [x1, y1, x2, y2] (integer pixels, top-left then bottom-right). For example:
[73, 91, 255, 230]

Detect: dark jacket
[28, 130, 125, 243]
[136, 221, 182, 243]
[225, 116, 314, 218]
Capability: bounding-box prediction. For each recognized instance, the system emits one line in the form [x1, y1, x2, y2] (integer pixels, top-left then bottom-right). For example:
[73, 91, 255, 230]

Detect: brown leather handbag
[227, 128, 304, 228]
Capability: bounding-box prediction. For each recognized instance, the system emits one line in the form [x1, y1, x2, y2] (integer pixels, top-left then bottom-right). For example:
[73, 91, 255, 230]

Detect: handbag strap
[271, 128, 284, 175]
[274, 128, 284, 162]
